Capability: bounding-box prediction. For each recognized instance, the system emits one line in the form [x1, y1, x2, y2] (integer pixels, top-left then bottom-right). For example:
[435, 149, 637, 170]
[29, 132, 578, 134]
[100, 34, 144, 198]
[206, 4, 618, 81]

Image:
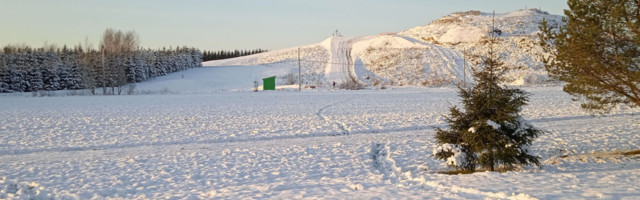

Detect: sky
[0, 0, 568, 51]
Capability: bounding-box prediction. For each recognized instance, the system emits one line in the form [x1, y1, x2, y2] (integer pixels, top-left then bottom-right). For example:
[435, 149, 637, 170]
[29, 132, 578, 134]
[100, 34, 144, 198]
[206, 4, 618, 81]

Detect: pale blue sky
[0, 0, 568, 51]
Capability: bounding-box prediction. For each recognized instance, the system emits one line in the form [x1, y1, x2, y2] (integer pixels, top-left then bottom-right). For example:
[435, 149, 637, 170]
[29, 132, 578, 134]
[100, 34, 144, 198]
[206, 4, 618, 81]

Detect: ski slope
[321, 36, 366, 84]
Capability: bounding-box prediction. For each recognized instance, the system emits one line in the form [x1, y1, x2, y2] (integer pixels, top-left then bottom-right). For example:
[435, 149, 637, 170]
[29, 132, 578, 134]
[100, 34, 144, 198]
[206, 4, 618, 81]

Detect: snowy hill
[199, 9, 563, 90]
[399, 9, 564, 85]
[202, 35, 468, 89]
[350, 35, 467, 87]
[401, 9, 560, 43]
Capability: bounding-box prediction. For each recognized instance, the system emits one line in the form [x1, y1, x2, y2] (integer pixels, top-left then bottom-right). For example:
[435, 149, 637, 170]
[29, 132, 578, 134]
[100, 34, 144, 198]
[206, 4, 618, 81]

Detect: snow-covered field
[1, 77, 639, 199]
[1, 8, 639, 200]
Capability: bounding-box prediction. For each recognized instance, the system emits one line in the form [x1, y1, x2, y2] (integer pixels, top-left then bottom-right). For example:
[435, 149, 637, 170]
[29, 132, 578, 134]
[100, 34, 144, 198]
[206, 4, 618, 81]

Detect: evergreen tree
[0, 32, 203, 93]
[539, 0, 640, 112]
[26, 62, 43, 91]
[41, 53, 61, 91]
[9, 65, 27, 92]
[0, 53, 10, 92]
[434, 15, 542, 172]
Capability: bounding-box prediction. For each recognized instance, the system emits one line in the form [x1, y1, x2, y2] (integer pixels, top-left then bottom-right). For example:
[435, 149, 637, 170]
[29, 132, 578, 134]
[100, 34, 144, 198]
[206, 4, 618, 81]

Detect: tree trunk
[102, 50, 106, 95]
[488, 148, 495, 171]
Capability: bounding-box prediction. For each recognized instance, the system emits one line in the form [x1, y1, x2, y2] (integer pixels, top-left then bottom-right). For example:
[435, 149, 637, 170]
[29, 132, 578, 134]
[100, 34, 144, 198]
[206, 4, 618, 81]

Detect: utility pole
[298, 47, 301, 91]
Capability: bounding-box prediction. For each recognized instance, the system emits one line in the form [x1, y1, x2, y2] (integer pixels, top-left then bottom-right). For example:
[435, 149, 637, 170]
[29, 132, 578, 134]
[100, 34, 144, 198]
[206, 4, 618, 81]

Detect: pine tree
[0, 53, 10, 92]
[539, 0, 640, 112]
[434, 14, 542, 172]
[41, 52, 61, 91]
[26, 61, 43, 91]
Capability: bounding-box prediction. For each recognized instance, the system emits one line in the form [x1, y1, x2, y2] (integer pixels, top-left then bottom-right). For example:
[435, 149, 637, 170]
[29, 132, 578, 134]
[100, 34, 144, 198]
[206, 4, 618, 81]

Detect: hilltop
[400, 9, 564, 85]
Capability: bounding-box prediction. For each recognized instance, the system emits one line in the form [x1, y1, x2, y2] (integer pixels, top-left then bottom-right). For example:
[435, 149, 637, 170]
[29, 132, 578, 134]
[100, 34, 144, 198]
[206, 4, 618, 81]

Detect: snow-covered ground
[1, 77, 639, 199]
[134, 65, 294, 93]
[1, 8, 638, 200]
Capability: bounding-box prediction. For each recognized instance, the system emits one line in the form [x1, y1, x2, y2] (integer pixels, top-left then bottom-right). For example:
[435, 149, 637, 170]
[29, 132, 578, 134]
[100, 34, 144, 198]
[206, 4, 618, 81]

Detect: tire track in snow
[316, 96, 357, 135]
[5, 96, 427, 157]
[527, 112, 639, 123]
[5, 110, 626, 157]
[0, 122, 440, 157]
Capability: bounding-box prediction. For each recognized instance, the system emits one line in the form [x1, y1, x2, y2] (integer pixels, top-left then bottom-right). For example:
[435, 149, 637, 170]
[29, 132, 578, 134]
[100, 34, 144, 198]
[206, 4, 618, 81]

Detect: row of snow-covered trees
[202, 49, 267, 61]
[0, 29, 202, 94]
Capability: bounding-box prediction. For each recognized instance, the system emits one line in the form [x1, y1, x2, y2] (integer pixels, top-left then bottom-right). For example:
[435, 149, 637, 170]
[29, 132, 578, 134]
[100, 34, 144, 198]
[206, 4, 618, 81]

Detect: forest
[0, 29, 202, 94]
[201, 49, 267, 61]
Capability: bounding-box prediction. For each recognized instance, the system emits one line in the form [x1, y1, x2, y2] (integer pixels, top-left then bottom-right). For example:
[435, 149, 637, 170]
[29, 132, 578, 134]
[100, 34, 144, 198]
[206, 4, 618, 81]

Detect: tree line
[201, 49, 267, 62]
[0, 29, 202, 94]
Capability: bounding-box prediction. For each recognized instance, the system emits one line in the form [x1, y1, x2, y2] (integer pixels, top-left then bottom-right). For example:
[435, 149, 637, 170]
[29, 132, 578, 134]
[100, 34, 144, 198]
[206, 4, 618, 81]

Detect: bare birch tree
[100, 28, 139, 95]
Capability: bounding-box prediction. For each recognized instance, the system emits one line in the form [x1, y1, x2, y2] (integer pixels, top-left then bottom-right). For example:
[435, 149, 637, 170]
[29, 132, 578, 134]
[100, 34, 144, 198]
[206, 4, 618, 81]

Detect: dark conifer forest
[201, 49, 267, 62]
[0, 45, 202, 94]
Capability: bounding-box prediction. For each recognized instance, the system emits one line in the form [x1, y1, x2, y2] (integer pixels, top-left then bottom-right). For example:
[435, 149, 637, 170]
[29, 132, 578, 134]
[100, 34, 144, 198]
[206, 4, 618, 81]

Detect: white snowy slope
[203, 34, 469, 89]
[134, 65, 296, 93]
[350, 35, 468, 87]
[201, 9, 563, 89]
[1, 86, 639, 199]
[320, 36, 365, 84]
[202, 43, 331, 88]
[199, 35, 469, 89]
[399, 9, 564, 85]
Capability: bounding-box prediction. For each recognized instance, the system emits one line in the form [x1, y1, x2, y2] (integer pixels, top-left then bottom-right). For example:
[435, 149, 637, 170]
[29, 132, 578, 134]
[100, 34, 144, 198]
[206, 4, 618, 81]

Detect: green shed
[262, 76, 276, 90]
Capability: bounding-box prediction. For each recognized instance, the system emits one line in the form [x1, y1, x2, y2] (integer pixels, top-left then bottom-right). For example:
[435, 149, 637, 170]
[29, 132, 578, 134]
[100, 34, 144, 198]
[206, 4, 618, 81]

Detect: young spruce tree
[433, 13, 542, 172]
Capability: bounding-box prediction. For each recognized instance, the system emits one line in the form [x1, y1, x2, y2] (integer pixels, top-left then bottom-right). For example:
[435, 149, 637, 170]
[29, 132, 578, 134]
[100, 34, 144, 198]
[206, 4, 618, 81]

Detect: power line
[267, 58, 469, 67]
